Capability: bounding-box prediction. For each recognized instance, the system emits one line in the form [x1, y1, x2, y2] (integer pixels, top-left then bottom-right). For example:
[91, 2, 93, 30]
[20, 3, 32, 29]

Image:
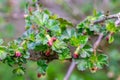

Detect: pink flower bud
[73, 53, 79, 59]
[52, 37, 57, 42]
[106, 36, 109, 41]
[45, 50, 51, 56]
[47, 40, 53, 47]
[15, 51, 21, 57]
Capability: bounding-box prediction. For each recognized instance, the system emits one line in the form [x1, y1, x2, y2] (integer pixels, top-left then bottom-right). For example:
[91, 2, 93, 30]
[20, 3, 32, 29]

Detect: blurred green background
[0, 0, 120, 80]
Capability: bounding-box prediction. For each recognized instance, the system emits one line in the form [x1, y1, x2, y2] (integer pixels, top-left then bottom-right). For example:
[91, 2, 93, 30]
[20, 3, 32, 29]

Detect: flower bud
[45, 50, 51, 56]
[47, 40, 53, 47]
[90, 66, 98, 73]
[106, 36, 109, 41]
[15, 51, 21, 57]
[52, 37, 57, 42]
[73, 53, 79, 59]
[37, 73, 41, 78]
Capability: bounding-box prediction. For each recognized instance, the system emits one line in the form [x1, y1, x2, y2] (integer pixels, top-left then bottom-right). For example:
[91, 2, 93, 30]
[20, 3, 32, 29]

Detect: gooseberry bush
[0, 0, 120, 79]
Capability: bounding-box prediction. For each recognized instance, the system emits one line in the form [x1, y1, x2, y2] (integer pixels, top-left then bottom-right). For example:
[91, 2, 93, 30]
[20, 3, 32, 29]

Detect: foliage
[0, 0, 120, 79]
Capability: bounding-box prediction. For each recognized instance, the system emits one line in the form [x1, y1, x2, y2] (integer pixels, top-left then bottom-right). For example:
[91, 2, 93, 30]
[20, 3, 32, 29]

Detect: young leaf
[70, 36, 88, 47]
[109, 36, 114, 44]
[106, 22, 117, 33]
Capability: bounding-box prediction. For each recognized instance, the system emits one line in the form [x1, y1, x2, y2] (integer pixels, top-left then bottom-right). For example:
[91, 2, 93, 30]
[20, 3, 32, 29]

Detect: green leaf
[97, 54, 108, 68]
[57, 18, 73, 30]
[50, 14, 58, 19]
[46, 19, 61, 33]
[83, 44, 93, 52]
[37, 60, 48, 74]
[34, 44, 48, 51]
[0, 50, 7, 60]
[13, 68, 25, 75]
[89, 25, 100, 32]
[37, 60, 47, 67]
[58, 48, 71, 60]
[77, 60, 88, 71]
[77, 36, 88, 45]
[27, 42, 36, 50]
[52, 40, 67, 53]
[29, 32, 35, 41]
[109, 36, 114, 44]
[97, 54, 108, 64]
[36, 33, 47, 45]
[89, 55, 97, 63]
[106, 22, 117, 32]
[60, 30, 70, 40]
[60, 28, 76, 40]
[77, 22, 86, 29]
[70, 35, 88, 47]
[80, 49, 90, 58]
[67, 28, 77, 37]
[31, 10, 49, 26]
[23, 51, 30, 59]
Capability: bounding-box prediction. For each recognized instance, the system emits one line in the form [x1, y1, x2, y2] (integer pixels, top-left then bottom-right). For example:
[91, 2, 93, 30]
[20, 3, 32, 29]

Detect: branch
[28, 50, 72, 62]
[64, 46, 81, 80]
[93, 33, 104, 56]
[28, 50, 58, 61]
[93, 12, 120, 24]
[64, 61, 76, 80]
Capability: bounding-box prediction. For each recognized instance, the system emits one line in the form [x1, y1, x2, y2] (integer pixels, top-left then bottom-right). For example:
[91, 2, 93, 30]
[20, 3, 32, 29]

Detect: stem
[64, 45, 81, 80]
[93, 12, 120, 24]
[64, 61, 76, 80]
[46, 34, 51, 40]
[74, 46, 81, 53]
[93, 33, 104, 56]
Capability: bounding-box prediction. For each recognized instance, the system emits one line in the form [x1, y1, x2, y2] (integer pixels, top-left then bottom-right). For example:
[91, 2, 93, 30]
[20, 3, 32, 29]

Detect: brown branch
[28, 50, 72, 62]
[64, 61, 76, 80]
[93, 33, 104, 56]
[93, 12, 120, 24]
[28, 50, 58, 61]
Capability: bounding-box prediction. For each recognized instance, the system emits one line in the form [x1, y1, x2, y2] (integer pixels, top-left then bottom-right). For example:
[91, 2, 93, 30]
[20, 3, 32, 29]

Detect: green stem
[46, 34, 51, 40]
[74, 46, 81, 54]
